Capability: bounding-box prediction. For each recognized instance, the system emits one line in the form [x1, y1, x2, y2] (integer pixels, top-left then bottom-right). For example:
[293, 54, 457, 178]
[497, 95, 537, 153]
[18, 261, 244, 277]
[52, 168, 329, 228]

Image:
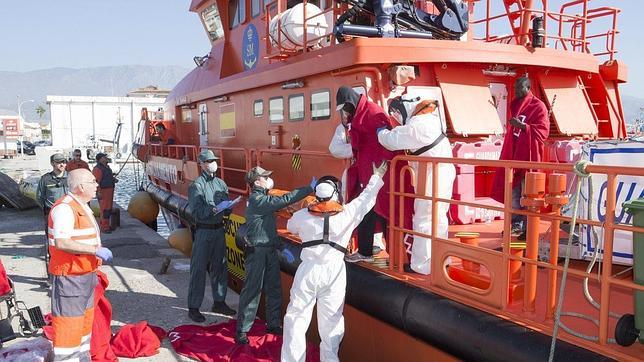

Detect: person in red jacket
[66, 149, 90, 172]
[93, 153, 117, 233]
[491, 76, 550, 240]
[335, 86, 413, 263]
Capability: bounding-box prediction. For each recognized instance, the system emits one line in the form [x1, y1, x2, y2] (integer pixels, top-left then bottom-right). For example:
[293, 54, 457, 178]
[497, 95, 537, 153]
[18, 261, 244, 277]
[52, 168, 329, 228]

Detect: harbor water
[112, 161, 170, 238]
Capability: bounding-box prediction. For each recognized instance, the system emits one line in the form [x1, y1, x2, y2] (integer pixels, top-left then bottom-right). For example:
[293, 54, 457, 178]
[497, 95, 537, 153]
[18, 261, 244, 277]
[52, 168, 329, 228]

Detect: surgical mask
[207, 161, 218, 173]
[264, 177, 274, 190]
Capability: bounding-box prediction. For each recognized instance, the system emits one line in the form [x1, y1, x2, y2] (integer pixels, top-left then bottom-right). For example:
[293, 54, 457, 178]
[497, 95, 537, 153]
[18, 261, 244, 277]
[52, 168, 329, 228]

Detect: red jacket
[347, 95, 414, 224]
[491, 92, 549, 203]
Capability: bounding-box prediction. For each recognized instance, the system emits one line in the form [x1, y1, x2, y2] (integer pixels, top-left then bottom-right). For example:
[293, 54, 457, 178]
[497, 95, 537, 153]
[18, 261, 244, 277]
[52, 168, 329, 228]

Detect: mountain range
[0, 65, 642, 124]
[0, 65, 191, 124]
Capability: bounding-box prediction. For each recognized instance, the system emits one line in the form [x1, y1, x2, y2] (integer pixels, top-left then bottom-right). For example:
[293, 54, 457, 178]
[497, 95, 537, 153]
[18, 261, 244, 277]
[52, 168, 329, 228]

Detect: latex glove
[96, 247, 113, 262]
[281, 249, 295, 263]
[309, 176, 317, 190]
[376, 126, 387, 135]
[216, 200, 233, 211]
[372, 160, 388, 178]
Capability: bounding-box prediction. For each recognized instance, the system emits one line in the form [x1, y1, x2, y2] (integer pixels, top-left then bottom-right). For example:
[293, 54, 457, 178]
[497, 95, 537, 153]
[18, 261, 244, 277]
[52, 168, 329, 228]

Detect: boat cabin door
[198, 103, 208, 147]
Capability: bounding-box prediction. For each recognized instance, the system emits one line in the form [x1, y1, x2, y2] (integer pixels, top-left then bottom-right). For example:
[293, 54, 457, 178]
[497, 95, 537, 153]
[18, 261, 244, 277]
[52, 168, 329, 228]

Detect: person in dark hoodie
[335, 86, 413, 263]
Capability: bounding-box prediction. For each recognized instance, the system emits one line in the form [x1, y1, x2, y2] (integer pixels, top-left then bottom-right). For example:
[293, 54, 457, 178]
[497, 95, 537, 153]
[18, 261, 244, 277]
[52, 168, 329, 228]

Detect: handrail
[389, 154, 644, 356]
[149, 144, 198, 161]
[471, 0, 620, 60]
[200, 146, 251, 195]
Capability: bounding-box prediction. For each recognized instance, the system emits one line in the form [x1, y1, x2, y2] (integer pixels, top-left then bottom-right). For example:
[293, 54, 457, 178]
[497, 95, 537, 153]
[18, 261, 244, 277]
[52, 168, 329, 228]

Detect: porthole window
[311, 90, 330, 120]
[288, 94, 305, 121]
[269, 97, 284, 123]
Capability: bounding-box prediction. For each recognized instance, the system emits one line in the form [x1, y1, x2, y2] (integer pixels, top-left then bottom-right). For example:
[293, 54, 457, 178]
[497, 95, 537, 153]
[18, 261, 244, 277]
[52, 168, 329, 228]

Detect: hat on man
[50, 153, 67, 163]
[198, 150, 219, 163]
[95, 153, 108, 162]
[245, 166, 273, 185]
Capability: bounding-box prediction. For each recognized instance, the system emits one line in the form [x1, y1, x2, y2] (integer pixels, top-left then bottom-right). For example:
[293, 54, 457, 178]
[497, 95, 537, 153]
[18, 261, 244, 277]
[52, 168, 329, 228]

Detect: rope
[548, 160, 593, 361]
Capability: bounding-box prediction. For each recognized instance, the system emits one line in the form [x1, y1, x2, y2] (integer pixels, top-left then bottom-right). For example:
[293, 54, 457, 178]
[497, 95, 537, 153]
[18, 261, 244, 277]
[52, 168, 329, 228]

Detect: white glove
[372, 161, 388, 178]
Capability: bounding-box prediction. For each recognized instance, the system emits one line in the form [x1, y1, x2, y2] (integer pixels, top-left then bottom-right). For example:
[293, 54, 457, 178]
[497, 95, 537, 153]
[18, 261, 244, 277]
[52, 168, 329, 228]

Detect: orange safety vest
[48, 195, 101, 276]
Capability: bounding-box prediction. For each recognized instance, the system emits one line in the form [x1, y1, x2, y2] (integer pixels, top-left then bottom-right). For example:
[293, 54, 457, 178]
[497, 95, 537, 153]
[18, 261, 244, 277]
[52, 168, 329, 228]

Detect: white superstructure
[46, 95, 165, 157]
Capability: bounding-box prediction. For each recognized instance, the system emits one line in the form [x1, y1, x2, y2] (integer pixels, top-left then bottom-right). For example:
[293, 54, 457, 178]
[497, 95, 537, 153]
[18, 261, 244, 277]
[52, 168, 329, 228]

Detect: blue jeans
[511, 181, 526, 231]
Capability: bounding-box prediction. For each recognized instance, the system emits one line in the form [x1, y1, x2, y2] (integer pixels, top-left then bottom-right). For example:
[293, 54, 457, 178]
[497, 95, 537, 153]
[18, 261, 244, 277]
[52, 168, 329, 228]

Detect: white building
[47, 95, 165, 157]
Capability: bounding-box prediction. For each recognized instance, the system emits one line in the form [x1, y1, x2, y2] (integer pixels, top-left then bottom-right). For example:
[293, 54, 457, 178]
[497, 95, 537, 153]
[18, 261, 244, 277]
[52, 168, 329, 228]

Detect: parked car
[34, 140, 50, 147]
[16, 140, 36, 155]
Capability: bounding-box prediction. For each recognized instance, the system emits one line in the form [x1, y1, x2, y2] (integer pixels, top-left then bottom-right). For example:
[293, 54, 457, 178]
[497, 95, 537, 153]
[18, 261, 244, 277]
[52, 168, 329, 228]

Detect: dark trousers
[188, 228, 228, 309]
[357, 208, 387, 257]
[511, 181, 526, 231]
[236, 247, 282, 333]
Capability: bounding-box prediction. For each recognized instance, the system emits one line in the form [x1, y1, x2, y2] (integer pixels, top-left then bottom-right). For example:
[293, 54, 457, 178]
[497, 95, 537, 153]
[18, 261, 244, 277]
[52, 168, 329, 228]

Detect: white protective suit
[281, 174, 384, 362]
[377, 94, 455, 275]
[327, 124, 387, 251]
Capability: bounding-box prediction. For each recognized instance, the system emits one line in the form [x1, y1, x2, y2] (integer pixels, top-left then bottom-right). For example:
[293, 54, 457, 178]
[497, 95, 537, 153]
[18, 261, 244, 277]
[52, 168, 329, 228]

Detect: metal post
[522, 171, 546, 313]
[18, 99, 35, 158]
[545, 173, 568, 319]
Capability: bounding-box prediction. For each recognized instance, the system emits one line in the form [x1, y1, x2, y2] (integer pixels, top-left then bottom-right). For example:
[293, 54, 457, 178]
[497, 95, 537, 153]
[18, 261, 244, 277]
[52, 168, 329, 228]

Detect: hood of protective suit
[336, 86, 361, 111]
[390, 93, 439, 125]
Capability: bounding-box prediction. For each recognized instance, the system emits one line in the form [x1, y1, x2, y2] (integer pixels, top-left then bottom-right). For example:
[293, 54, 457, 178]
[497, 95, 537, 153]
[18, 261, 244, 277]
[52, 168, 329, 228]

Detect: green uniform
[37, 171, 68, 214]
[236, 185, 312, 333]
[187, 171, 230, 309]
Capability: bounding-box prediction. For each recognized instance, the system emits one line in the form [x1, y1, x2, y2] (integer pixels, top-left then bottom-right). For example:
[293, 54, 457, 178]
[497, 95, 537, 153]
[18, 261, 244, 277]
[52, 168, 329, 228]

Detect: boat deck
[336, 219, 644, 360]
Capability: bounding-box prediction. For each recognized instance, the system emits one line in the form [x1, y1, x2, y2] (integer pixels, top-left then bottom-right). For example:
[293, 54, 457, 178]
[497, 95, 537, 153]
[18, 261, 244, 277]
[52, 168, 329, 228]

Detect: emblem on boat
[242, 24, 259, 71]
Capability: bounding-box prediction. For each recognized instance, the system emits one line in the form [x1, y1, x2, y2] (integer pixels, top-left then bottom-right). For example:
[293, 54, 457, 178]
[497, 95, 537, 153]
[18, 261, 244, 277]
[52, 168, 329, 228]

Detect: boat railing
[200, 146, 252, 195]
[148, 144, 198, 162]
[389, 155, 644, 357]
[470, 0, 620, 61]
[264, 0, 338, 60]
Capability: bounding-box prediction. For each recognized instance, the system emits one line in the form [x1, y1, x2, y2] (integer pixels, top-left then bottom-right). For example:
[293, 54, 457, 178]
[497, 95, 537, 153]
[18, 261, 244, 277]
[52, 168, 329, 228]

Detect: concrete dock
[0, 156, 240, 360]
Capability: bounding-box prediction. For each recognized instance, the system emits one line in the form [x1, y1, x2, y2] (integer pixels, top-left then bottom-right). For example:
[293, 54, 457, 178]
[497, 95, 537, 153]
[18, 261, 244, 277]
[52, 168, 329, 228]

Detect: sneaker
[372, 246, 383, 255]
[211, 302, 236, 317]
[266, 326, 283, 335]
[517, 231, 527, 241]
[235, 332, 249, 345]
[511, 223, 523, 234]
[188, 308, 205, 323]
[345, 253, 374, 263]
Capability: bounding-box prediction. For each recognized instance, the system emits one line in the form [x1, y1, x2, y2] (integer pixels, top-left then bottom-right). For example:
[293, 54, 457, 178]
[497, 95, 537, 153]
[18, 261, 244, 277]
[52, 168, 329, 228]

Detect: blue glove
[376, 126, 387, 135]
[96, 247, 113, 263]
[216, 200, 233, 211]
[309, 176, 317, 190]
[281, 249, 295, 263]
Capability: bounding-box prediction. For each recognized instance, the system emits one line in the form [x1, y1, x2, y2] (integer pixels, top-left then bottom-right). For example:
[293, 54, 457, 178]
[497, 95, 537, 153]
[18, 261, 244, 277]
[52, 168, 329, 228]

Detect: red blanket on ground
[491, 92, 549, 203]
[44, 271, 165, 361]
[168, 320, 320, 362]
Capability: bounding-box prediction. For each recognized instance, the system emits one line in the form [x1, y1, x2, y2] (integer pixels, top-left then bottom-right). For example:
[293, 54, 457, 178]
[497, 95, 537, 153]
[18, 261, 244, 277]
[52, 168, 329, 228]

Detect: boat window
[229, 0, 246, 29]
[251, 0, 263, 18]
[288, 94, 305, 121]
[253, 99, 264, 117]
[311, 90, 330, 120]
[269, 97, 284, 123]
[201, 4, 224, 41]
[181, 108, 192, 123]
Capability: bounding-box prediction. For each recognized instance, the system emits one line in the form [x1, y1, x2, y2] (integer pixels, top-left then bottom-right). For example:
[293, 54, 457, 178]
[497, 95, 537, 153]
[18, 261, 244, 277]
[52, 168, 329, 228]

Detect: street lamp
[18, 99, 35, 157]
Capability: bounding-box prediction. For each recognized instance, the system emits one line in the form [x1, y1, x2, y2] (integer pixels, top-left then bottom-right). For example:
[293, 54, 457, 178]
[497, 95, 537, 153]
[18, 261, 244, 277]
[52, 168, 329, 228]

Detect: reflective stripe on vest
[48, 195, 100, 276]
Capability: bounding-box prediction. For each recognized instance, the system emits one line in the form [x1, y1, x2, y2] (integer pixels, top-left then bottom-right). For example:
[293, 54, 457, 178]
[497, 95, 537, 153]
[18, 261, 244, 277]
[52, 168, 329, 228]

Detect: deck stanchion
[521, 171, 546, 313]
[545, 173, 569, 320]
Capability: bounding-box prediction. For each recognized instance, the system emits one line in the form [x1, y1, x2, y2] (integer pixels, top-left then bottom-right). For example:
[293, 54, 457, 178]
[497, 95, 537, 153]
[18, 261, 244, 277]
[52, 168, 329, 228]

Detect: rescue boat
[134, 0, 644, 360]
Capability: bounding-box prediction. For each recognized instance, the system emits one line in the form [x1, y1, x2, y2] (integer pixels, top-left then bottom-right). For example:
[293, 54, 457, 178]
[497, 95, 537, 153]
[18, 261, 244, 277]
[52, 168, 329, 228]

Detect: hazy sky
[0, 0, 641, 96]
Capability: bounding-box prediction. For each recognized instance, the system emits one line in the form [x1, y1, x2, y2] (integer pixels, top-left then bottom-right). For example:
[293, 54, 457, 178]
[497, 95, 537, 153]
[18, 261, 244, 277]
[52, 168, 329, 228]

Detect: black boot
[211, 302, 236, 317]
[188, 308, 205, 323]
[266, 325, 283, 335]
[235, 332, 249, 345]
